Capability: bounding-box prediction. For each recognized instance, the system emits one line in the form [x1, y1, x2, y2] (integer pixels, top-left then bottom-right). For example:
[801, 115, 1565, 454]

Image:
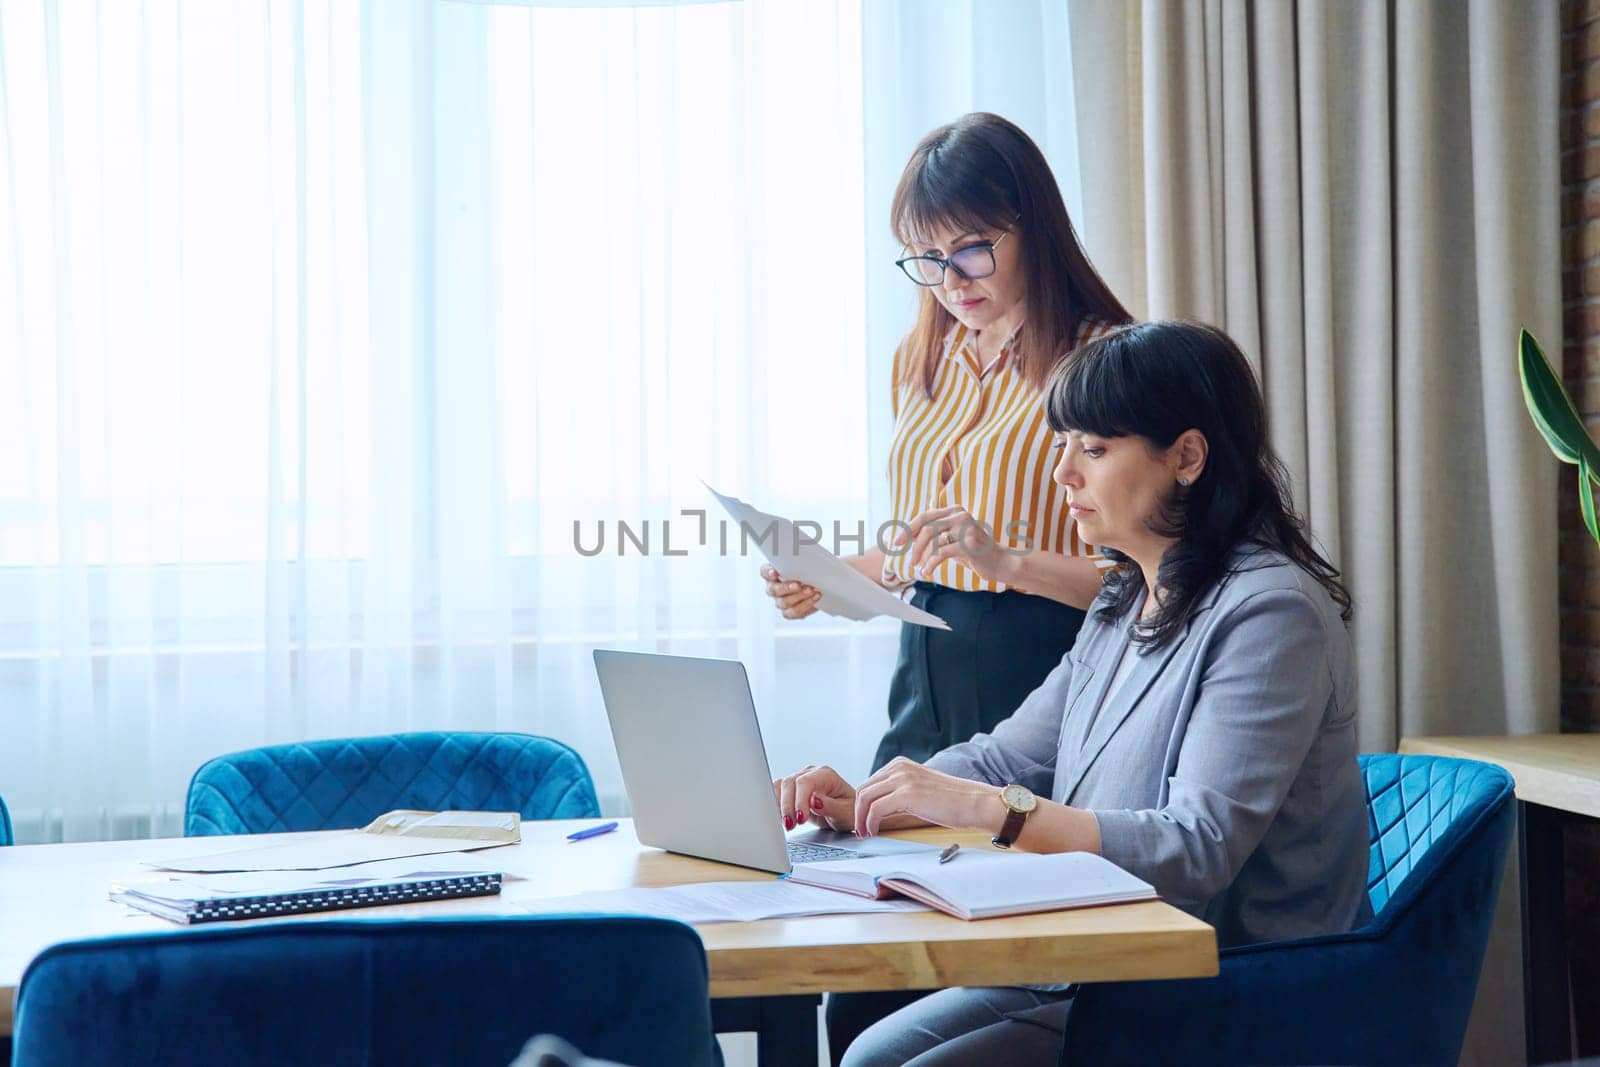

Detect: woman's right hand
[773, 764, 858, 832]
[761, 563, 823, 620]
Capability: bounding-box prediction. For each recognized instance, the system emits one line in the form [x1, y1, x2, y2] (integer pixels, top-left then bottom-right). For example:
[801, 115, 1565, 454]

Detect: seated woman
[774, 320, 1374, 1067]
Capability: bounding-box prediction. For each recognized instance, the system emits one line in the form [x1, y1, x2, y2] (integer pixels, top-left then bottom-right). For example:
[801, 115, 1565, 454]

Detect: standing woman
[763, 112, 1133, 772]
[762, 114, 1133, 1060]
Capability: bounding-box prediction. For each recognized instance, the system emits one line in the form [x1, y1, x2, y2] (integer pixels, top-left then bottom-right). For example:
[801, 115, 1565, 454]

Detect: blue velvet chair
[184, 731, 600, 835]
[0, 795, 11, 1064]
[1060, 753, 1516, 1067]
[11, 915, 720, 1067]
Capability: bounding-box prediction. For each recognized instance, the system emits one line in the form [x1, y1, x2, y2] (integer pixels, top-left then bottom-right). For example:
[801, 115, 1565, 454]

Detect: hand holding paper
[706, 483, 949, 630]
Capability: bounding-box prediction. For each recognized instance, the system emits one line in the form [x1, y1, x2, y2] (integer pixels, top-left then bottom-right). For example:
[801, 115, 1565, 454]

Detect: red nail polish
[810, 796, 823, 810]
[784, 815, 794, 830]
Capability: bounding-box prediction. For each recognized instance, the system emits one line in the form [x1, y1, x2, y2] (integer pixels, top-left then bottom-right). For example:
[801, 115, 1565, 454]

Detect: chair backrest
[1360, 752, 1513, 919]
[184, 731, 600, 835]
[1060, 753, 1516, 1066]
[0, 791, 12, 845]
[12, 915, 718, 1067]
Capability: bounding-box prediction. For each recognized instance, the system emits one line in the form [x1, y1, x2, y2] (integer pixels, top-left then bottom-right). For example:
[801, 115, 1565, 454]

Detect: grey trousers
[837, 986, 1074, 1067]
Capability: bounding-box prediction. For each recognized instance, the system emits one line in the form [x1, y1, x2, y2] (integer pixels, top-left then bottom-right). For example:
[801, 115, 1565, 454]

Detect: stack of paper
[113, 854, 507, 924]
[361, 809, 520, 841]
[151, 809, 521, 873]
[515, 880, 930, 925]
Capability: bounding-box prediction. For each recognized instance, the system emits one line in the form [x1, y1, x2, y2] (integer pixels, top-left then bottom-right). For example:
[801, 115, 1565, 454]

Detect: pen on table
[938, 843, 960, 864]
[567, 821, 619, 842]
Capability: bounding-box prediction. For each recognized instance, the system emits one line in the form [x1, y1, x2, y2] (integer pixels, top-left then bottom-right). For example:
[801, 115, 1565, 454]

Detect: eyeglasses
[895, 227, 1014, 287]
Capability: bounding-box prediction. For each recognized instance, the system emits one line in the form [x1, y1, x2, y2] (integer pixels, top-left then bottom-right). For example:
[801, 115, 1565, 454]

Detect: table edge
[1398, 736, 1600, 819]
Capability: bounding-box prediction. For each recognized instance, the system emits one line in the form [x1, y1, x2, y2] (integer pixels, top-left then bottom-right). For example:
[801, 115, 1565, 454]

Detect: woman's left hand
[902, 505, 1020, 585]
[853, 757, 1001, 837]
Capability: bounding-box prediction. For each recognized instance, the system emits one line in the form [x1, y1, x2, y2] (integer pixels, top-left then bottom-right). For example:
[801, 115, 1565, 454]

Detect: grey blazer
[926, 547, 1373, 948]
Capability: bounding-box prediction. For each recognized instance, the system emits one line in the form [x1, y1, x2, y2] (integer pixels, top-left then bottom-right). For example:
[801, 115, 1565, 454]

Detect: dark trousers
[871, 582, 1087, 771]
[837, 583, 1086, 1063]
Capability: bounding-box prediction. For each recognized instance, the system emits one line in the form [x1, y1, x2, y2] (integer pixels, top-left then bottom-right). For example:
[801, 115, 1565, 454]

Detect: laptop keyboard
[786, 840, 860, 864]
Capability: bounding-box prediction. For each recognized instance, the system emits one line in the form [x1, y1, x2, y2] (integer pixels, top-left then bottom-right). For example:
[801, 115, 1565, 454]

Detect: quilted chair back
[0, 791, 12, 845]
[1362, 753, 1507, 916]
[184, 731, 600, 835]
[12, 916, 720, 1067]
[1060, 754, 1515, 1067]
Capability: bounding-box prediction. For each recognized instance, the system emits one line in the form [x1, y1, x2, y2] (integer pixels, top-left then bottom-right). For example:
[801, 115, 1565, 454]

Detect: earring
[1178, 477, 1190, 487]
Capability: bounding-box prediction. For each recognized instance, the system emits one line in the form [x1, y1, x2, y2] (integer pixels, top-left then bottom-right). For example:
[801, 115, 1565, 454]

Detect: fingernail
[784, 815, 793, 830]
[810, 796, 823, 810]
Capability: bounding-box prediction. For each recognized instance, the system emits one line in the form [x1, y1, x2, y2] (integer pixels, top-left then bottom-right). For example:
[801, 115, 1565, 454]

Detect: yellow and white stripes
[883, 317, 1117, 593]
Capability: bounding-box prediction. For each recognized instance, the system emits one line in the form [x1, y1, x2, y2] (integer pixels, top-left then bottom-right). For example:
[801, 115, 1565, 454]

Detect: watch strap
[992, 806, 1027, 849]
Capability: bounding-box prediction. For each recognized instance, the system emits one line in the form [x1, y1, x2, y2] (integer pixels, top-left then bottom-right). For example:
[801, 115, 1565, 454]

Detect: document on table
[118, 853, 509, 904]
[514, 880, 931, 924]
[149, 808, 522, 873]
[112, 854, 508, 924]
[148, 831, 516, 873]
[361, 809, 521, 842]
[705, 483, 949, 630]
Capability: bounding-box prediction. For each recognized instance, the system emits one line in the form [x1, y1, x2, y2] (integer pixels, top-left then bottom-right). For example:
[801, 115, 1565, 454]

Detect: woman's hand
[773, 764, 858, 832]
[761, 563, 823, 620]
[853, 757, 1000, 837]
[902, 505, 1021, 586]
[762, 551, 888, 620]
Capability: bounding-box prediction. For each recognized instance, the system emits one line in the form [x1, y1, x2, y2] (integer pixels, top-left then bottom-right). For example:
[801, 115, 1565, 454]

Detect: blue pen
[566, 821, 619, 842]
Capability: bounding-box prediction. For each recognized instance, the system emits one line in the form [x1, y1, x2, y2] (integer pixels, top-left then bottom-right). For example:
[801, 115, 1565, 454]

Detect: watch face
[1001, 784, 1037, 813]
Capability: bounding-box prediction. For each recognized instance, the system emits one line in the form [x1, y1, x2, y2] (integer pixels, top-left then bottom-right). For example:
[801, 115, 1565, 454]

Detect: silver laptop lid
[593, 649, 791, 874]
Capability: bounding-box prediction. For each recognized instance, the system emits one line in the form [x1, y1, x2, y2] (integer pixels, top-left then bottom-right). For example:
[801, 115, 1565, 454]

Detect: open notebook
[788, 849, 1155, 920]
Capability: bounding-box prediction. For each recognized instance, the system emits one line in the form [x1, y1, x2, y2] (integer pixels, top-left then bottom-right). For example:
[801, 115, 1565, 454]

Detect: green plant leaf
[1519, 328, 1600, 474]
[1583, 454, 1600, 548]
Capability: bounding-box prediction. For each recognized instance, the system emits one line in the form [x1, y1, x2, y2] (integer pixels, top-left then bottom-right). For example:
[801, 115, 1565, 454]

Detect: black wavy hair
[1045, 320, 1351, 649]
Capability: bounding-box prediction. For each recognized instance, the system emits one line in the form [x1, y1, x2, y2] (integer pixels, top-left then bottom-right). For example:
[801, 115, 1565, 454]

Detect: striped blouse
[882, 315, 1119, 594]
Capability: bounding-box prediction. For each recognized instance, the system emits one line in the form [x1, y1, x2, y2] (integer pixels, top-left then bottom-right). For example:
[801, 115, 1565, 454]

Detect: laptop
[593, 649, 935, 874]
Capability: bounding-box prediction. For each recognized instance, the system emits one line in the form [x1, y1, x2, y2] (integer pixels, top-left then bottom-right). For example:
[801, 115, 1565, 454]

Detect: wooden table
[0, 819, 1217, 1065]
[1400, 734, 1600, 1066]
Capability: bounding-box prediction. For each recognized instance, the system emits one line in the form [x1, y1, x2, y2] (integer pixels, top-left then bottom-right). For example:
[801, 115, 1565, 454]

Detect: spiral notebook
[112, 869, 502, 924]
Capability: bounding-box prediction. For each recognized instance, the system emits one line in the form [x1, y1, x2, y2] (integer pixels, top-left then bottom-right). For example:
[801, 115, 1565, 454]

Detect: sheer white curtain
[858, 0, 1083, 520]
[0, 0, 894, 843]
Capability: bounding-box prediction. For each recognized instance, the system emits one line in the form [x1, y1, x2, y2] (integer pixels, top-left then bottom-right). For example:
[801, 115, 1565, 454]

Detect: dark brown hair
[891, 112, 1131, 396]
[1046, 320, 1352, 650]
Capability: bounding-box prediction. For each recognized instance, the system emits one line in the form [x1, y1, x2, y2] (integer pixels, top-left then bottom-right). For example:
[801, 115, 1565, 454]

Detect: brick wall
[1560, 0, 1599, 1054]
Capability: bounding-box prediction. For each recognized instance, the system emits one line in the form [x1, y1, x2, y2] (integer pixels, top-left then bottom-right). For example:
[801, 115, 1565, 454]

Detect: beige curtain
[1065, 2, 1561, 1061]
[1069, 0, 1561, 748]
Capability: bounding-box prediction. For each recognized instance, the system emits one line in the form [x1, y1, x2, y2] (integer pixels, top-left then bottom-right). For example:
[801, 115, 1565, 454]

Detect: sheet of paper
[147, 831, 514, 873]
[514, 880, 930, 925]
[705, 483, 949, 630]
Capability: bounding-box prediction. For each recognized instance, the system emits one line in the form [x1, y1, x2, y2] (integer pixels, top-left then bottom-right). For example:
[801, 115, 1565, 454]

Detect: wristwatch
[992, 783, 1037, 849]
